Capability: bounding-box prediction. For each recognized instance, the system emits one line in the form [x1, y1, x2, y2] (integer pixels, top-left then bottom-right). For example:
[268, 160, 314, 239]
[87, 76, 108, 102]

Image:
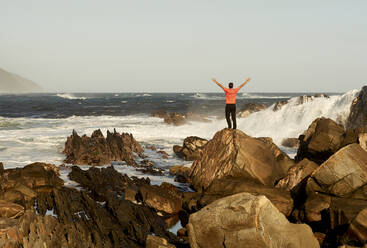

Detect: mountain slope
[0, 67, 42, 93]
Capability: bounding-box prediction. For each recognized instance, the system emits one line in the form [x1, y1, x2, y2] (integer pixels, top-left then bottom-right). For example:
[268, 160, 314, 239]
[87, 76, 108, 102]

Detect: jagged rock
[276, 158, 319, 191]
[173, 136, 208, 161]
[187, 192, 319, 248]
[190, 129, 294, 190]
[359, 133, 367, 152]
[63, 129, 144, 166]
[0, 162, 4, 175]
[306, 144, 367, 198]
[200, 177, 293, 216]
[0, 200, 24, 218]
[281, 137, 300, 148]
[238, 103, 267, 118]
[296, 117, 345, 164]
[68, 165, 149, 202]
[347, 86, 367, 129]
[146, 235, 176, 248]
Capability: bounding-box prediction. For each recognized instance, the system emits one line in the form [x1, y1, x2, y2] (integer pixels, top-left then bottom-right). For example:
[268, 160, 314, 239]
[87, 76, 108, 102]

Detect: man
[212, 77, 251, 129]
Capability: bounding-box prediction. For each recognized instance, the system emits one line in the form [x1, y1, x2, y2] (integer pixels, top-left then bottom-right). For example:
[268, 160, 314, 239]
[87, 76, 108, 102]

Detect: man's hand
[212, 78, 218, 83]
[244, 77, 251, 83]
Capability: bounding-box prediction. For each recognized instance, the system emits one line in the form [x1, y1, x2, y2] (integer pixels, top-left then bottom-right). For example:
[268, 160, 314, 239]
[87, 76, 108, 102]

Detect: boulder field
[1, 87, 367, 247]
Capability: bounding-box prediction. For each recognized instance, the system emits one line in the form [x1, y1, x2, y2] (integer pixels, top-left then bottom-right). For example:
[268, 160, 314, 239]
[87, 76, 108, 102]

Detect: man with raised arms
[212, 77, 251, 129]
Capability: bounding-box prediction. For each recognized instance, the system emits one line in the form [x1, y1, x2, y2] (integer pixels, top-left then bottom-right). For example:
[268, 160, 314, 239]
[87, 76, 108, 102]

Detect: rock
[345, 208, 367, 243]
[169, 165, 191, 178]
[0, 162, 64, 191]
[276, 158, 319, 191]
[190, 129, 294, 190]
[201, 177, 294, 216]
[177, 228, 187, 237]
[238, 103, 267, 118]
[296, 117, 345, 164]
[173, 136, 208, 161]
[347, 86, 367, 129]
[146, 235, 176, 248]
[0, 162, 4, 175]
[273, 100, 288, 111]
[63, 129, 144, 166]
[164, 112, 186, 126]
[359, 133, 367, 151]
[306, 144, 367, 198]
[281, 137, 300, 148]
[139, 184, 182, 215]
[187, 192, 319, 248]
[185, 112, 211, 123]
[0, 200, 24, 218]
[68, 165, 149, 201]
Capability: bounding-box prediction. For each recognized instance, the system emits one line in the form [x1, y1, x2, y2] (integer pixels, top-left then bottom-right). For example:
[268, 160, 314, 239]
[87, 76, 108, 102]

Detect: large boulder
[296, 117, 345, 164]
[190, 129, 294, 190]
[200, 177, 293, 216]
[276, 158, 319, 191]
[63, 129, 144, 166]
[347, 86, 367, 129]
[187, 192, 319, 248]
[306, 144, 367, 198]
[173, 136, 208, 161]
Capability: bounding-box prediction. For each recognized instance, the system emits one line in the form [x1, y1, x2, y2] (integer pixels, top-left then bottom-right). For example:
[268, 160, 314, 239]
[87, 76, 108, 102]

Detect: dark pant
[225, 104, 236, 129]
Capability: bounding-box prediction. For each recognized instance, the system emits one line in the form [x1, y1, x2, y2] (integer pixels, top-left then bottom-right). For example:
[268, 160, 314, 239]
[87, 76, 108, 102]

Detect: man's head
[229, 82, 233, 88]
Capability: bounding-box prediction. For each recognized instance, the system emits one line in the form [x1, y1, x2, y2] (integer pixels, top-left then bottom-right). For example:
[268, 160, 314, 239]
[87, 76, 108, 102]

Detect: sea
[0, 90, 359, 188]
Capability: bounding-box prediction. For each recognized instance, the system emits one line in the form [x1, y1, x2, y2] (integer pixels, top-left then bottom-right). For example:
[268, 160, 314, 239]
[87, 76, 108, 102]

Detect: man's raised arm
[212, 78, 225, 90]
[238, 77, 251, 90]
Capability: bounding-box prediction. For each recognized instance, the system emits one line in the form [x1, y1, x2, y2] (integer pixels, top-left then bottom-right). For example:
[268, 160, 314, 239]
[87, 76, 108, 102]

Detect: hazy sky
[1, 0, 366, 92]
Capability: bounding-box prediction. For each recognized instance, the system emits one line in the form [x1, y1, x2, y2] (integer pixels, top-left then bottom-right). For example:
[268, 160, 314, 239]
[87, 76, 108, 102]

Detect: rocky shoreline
[1, 87, 367, 247]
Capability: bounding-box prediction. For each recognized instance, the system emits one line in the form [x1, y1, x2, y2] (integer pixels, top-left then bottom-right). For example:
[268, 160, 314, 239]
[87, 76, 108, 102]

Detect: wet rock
[281, 137, 300, 148]
[63, 129, 144, 166]
[0, 200, 24, 218]
[306, 144, 367, 198]
[238, 103, 267, 118]
[187, 192, 319, 248]
[164, 112, 186, 126]
[276, 158, 319, 191]
[146, 235, 176, 248]
[173, 136, 208, 161]
[190, 129, 294, 190]
[273, 100, 288, 111]
[347, 86, 367, 129]
[296, 117, 345, 164]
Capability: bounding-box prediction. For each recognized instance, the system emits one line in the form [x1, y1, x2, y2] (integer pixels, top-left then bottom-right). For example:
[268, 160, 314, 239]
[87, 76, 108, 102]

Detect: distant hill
[0, 67, 42, 93]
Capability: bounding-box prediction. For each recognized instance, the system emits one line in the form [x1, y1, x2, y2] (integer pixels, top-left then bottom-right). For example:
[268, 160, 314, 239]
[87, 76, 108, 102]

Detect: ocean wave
[56, 93, 87, 100]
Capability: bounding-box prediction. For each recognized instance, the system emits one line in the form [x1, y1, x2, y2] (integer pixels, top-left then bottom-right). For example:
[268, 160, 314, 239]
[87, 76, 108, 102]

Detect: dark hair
[229, 82, 233, 88]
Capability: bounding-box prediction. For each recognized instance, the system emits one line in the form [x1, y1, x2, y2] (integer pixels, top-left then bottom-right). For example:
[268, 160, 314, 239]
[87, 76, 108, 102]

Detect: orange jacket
[223, 88, 240, 104]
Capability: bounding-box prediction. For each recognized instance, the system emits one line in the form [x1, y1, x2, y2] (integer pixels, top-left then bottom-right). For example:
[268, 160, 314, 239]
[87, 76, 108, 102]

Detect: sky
[0, 0, 366, 93]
